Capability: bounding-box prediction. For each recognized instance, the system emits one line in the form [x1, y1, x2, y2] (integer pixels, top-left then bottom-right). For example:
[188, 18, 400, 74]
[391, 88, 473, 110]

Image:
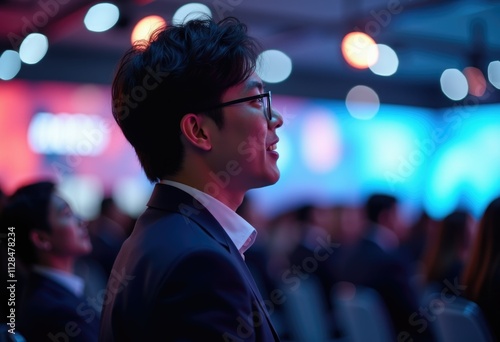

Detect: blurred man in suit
[1, 180, 99, 342]
[99, 16, 283, 341]
[335, 193, 436, 341]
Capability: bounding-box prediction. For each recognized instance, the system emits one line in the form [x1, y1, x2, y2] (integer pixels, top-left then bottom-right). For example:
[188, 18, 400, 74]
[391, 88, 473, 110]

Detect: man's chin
[261, 170, 281, 187]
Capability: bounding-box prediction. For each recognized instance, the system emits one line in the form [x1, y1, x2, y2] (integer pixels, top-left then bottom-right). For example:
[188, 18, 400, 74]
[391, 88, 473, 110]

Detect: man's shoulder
[134, 206, 211, 238]
[118, 207, 225, 261]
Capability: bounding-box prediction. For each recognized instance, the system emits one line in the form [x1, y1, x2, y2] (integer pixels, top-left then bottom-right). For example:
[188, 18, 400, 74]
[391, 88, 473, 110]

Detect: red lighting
[463, 66, 486, 97]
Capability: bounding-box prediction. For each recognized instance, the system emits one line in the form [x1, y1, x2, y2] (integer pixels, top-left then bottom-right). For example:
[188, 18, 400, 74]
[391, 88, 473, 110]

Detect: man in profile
[99, 16, 283, 341]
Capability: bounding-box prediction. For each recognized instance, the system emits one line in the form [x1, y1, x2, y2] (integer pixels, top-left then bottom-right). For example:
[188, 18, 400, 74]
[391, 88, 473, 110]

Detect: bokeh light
[488, 60, 500, 89]
[131, 15, 166, 45]
[440, 68, 468, 101]
[369, 44, 398, 76]
[341, 32, 378, 69]
[84, 3, 120, 32]
[257, 50, 292, 83]
[19, 33, 48, 64]
[463, 66, 486, 97]
[172, 3, 211, 24]
[0, 50, 21, 80]
[345, 85, 380, 119]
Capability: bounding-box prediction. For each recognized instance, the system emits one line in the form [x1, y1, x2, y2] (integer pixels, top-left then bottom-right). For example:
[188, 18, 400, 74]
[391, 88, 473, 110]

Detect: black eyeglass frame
[203, 91, 272, 121]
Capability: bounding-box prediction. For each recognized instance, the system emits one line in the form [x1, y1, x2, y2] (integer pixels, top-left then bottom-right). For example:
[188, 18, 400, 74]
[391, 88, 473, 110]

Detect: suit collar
[147, 183, 231, 250]
[27, 271, 82, 299]
[32, 265, 84, 297]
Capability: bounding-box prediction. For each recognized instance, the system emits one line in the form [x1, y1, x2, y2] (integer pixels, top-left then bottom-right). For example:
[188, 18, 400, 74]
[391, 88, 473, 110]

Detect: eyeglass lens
[265, 93, 272, 120]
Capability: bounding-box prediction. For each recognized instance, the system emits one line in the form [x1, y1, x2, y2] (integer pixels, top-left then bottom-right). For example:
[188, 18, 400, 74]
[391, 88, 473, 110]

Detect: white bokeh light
[58, 175, 104, 220]
[345, 85, 380, 120]
[257, 50, 292, 83]
[488, 60, 500, 90]
[19, 33, 49, 64]
[113, 177, 153, 218]
[0, 50, 21, 80]
[172, 3, 212, 24]
[84, 3, 120, 32]
[369, 44, 398, 76]
[440, 68, 468, 101]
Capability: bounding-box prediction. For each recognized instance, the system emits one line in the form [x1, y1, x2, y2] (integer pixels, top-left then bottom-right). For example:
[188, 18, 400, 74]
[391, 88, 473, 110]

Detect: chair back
[332, 281, 395, 342]
[282, 275, 332, 342]
[432, 296, 494, 342]
[0, 324, 27, 342]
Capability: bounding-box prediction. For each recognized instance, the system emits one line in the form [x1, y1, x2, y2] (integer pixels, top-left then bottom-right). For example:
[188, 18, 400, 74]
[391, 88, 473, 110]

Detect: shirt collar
[32, 265, 85, 297]
[161, 180, 257, 259]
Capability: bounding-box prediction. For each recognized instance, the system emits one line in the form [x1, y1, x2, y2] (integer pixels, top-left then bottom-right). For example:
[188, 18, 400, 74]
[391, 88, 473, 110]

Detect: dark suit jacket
[99, 184, 280, 342]
[18, 272, 100, 342]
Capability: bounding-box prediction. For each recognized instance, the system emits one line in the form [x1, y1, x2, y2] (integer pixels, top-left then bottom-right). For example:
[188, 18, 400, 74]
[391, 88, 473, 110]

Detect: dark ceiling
[1, 0, 500, 108]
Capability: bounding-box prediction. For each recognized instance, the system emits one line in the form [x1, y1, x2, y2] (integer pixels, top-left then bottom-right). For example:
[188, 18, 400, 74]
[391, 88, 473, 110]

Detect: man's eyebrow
[57, 203, 71, 213]
[53, 197, 70, 213]
[245, 79, 265, 92]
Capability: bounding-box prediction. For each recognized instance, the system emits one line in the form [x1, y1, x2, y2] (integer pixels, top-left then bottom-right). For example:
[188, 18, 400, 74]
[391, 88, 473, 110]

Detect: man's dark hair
[365, 193, 397, 224]
[111, 16, 261, 183]
[0, 181, 56, 266]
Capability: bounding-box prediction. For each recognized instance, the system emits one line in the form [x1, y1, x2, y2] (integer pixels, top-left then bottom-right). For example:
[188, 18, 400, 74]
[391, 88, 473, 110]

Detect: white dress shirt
[32, 265, 85, 297]
[161, 180, 257, 259]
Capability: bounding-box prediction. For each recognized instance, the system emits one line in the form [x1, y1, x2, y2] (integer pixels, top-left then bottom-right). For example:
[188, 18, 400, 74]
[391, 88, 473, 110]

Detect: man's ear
[180, 113, 213, 151]
[30, 230, 52, 252]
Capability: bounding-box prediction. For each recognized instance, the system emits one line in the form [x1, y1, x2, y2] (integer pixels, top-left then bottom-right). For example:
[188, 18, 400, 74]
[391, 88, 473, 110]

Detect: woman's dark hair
[0, 181, 56, 266]
[111, 16, 261, 182]
[462, 196, 500, 300]
[422, 209, 470, 284]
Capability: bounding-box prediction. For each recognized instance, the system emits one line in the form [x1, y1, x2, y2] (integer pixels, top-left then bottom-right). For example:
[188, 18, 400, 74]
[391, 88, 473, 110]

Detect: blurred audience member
[87, 196, 129, 277]
[335, 193, 435, 341]
[285, 203, 343, 339]
[265, 207, 303, 281]
[364, 193, 404, 251]
[1, 180, 99, 342]
[1, 185, 29, 341]
[331, 205, 365, 246]
[287, 204, 340, 304]
[462, 196, 500, 341]
[398, 210, 436, 267]
[419, 209, 473, 297]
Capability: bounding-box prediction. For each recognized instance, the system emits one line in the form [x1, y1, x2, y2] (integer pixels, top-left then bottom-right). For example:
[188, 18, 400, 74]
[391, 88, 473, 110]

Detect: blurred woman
[462, 196, 500, 341]
[420, 209, 474, 295]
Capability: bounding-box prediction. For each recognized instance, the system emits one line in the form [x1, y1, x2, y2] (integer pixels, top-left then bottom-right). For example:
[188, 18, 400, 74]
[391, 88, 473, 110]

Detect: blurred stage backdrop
[1, 79, 499, 222]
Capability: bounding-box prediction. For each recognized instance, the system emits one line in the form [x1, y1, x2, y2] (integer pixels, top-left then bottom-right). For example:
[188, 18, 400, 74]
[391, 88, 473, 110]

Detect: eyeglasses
[204, 91, 272, 121]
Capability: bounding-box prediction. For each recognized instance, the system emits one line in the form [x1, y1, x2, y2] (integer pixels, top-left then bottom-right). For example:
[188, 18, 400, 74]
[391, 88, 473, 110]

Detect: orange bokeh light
[130, 15, 166, 45]
[463, 66, 486, 97]
[341, 32, 378, 69]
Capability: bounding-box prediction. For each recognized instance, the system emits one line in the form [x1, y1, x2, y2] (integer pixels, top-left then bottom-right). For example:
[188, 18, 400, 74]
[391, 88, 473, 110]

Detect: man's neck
[162, 177, 244, 211]
[36, 256, 75, 274]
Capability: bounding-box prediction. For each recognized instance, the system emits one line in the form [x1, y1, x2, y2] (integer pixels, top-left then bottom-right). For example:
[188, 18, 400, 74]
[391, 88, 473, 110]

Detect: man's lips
[266, 139, 279, 151]
[267, 143, 277, 151]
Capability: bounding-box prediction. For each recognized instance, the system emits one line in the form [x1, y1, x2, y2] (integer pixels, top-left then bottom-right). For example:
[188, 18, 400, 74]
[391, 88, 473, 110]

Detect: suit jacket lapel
[223, 233, 281, 341]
